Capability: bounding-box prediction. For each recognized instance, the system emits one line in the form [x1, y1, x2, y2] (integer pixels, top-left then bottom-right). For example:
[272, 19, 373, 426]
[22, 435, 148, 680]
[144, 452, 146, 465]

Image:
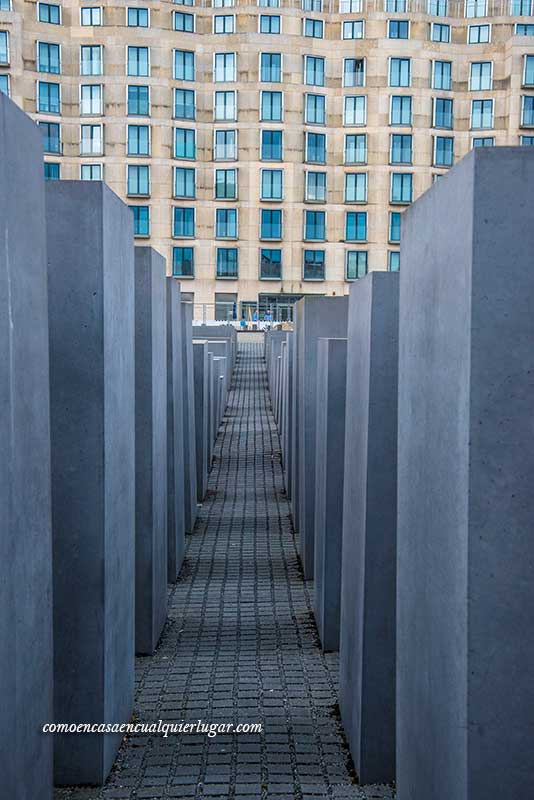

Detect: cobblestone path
[56, 340, 394, 800]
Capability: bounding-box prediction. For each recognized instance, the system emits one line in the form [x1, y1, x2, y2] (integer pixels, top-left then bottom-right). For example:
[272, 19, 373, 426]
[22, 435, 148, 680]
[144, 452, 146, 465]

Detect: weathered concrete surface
[134, 247, 168, 655]
[283, 332, 295, 500]
[181, 301, 197, 533]
[0, 93, 54, 800]
[397, 147, 534, 800]
[193, 340, 210, 502]
[290, 307, 300, 531]
[339, 272, 399, 785]
[192, 323, 236, 369]
[46, 181, 135, 784]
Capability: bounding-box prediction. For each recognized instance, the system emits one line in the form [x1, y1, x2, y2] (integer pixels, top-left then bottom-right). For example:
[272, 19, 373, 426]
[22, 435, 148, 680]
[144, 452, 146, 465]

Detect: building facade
[1, 0, 533, 317]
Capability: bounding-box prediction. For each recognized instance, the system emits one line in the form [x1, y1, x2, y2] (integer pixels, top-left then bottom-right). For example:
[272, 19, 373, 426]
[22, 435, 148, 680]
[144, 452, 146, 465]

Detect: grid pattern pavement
[55, 339, 394, 800]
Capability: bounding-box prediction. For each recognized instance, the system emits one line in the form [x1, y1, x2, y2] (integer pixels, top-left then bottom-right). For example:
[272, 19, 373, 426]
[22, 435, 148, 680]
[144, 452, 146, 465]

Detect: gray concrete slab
[46, 181, 135, 784]
[193, 340, 210, 502]
[290, 307, 300, 531]
[192, 323, 237, 369]
[314, 337, 347, 653]
[206, 351, 214, 459]
[283, 332, 295, 500]
[134, 248, 168, 655]
[181, 302, 197, 533]
[0, 93, 54, 800]
[339, 273, 399, 785]
[397, 147, 534, 800]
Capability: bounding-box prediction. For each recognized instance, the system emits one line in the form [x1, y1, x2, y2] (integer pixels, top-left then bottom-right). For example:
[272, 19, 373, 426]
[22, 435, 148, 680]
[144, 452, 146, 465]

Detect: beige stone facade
[1, 0, 533, 317]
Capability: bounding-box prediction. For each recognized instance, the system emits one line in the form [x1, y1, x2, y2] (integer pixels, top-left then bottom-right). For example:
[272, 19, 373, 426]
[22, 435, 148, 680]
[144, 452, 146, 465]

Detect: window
[304, 210, 325, 241]
[468, 24, 490, 43]
[390, 96, 412, 125]
[127, 125, 149, 156]
[521, 95, 534, 126]
[391, 172, 412, 203]
[389, 58, 411, 87]
[214, 14, 235, 32]
[434, 136, 454, 166]
[520, 135, 534, 144]
[340, 0, 362, 10]
[511, 0, 531, 13]
[261, 130, 283, 160]
[431, 23, 450, 42]
[390, 133, 412, 163]
[81, 124, 103, 155]
[216, 168, 238, 199]
[80, 44, 101, 75]
[303, 250, 325, 280]
[0, 0, 10, 7]
[389, 251, 400, 272]
[470, 61, 492, 90]
[259, 0, 279, 5]
[215, 90, 237, 121]
[261, 209, 282, 239]
[39, 3, 61, 24]
[345, 211, 367, 241]
[345, 133, 367, 163]
[260, 249, 282, 279]
[128, 85, 149, 116]
[80, 84, 103, 115]
[472, 136, 494, 147]
[260, 15, 280, 33]
[214, 129, 237, 160]
[214, 0, 235, 5]
[216, 208, 238, 238]
[38, 81, 60, 114]
[0, 74, 9, 96]
[175, 128, 196, 159]
[174, 89, 195, 119]
[81, 6, 102, 25]
[344, 96, 366, 125]
[261, 169, 283, 200]
[342, 20, 364, 39]
[389, 20, 409, 39]
[516, 24, 534, 36]
[81, 163, 102, 181]
[344, 172, 367, 202]
[389, 211, 401, 242]
[428, 0, 448, 13]
[465, 0, 486, 17]
[346, 251, 367, 280]
[524, 55, 534, 87]
[471, 98, 493, 128]
[173, 247, 194, 277]
[305, 132, 326, 163]
[385, 0, 406, 9]
[39, 121, 61, 153]
[305, 93, 325, 124]
[214, 52, 236, 82]
[130, 205, 149, 236]
[260, 53, 282, 82]
[38, 42, 60, 74]
[128, 46, 149, 76]
[344, 58, 365, 87]
[175, 0, 194, 6]
[261, 90, 283, 121]
[173, 207, 195, 238]
[303, 0, 322, 8]
[44, 162, 60, 181]
[432, 60, 452, 90]
[174, 11, 194, 31]
[433, 97, 453, 128]
[217, 248, 238, 278]
[305, 55, 325, 86]
[305, 171, 327, 201]
[304, 18, 323, 38]
[174, 167, 196, 198]
[128, 7, 149, 27]
[0, 32, 7, 66]
[174, 50, 195, 80]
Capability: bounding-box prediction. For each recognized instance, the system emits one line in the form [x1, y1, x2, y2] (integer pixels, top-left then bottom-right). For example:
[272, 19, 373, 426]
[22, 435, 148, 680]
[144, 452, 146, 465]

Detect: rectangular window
[174, 88, 195, 120]
[38, 121, 61, 153]
[303, 0, 322, 8]
[390, 95, 412, 125]
[391, 172, 413, 203]
[468, 24, 490, 43]
[130, 205, 150, 236]
[516, 24, 534, 36]
[305, 93, 326, 124]
[346, 250, 368, 280]
[340, 0, 362, 10]
[261, 208, 282, 239]
[173, 247, 194, 277]
[521, 95, 534, 126]
[344, 95, 366, 125]
[303, 250, 325, 280]
[38, 42, 61, 74]
[39, 3, 61, 24]
[260, 15, 280, 33]
[81, 6, 102, 25]
[344, 172, 367, 202]
[81, 163, 102, 181]
[261, 90, 283, 121]
[261, 129, 283, 160]
[432, 60, 452, 90]
[261, 169, 283, 200]
[388, 20, 409, 39]
[128, 46, 149, 76]
[44, 162, 60, 181]
[473, 136, 494, 147]
[216, 248, 238, 278]
[465, 0, 487, 17]
[0, 31, 7, 66]
[345, 211, 367, 241]
[389, 211, 401, 242]
[345, 133, 367, 163]
[174, 50, 195, 80]
[470, 61, 492, 90]
[389, 58, 411, 87]
[128, 7, 149, 27]
[304, 18, 323, 38]
[175, 0, 194, 6]
[80, 84, 103, 115]
[390, 133, 412, 163]
[174, 12, 194, 32]
[520, 135, 534, 144]
[174, 167, 196, 198]
[431, 23, 450, 42]
[175, 127, 196, 159]
[344, 58, 365, 87]
[173, 207, 195, 238]
[434, 136, 454, 166]
[0, 74, 10, 96]
[214, 129, 237, 160]
[127, 166, 149, 196]
[38, 81, 60, 114]
[511, 0, 531, 13]
[305, 171, 327, 202]
[214, 52, 236, 82]
[215, 90, 237, 121]
[428, 0, 448, 13]
[304, 210, 325, 241]
[214, 0, 235, 5]
[305, 132, 326, 163]
[80, 123, 103, 155]
[342, 20, 364, 39]
[305, 55, 325, 86]
[471, 98, 493, 128]
[80, 44, 101, 75]
[128, 85, 149, 115]
[524, 55, 534, 86]
[215, 168, 238, 199]
[259, 0, 279, 5]
[216, 208, 238, 238]
[260, 52, 282, 82]
[389, 251, 400, 272]
[385, 0, 406, 9]
[260, 249, 282, 280]
[214, 14, 235, 33]
[433, 97, 454, 128]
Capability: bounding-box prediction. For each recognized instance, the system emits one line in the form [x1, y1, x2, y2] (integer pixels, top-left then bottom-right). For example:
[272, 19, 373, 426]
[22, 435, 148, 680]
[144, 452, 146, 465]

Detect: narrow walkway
[57, 341, 393, 800]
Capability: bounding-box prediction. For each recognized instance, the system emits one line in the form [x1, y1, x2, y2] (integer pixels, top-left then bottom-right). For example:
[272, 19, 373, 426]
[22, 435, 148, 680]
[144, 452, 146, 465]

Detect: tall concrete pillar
[134, 248, 168, 655]
[207, 351, 214, 459]
[181, 301, 197, 532]
[339, 273, 399, 784]
[397, 147, 534, 800]
[0, 93, 54, 800]
[284, 332, 295, 500]
[166, 278, 185, 580]
[46, 181, 135, 785]
[193, 340, 209, 502]
[290, 306, 300, 531]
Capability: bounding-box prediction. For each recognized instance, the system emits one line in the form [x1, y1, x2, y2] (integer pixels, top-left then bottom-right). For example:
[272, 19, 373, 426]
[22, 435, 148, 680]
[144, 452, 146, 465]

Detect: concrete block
[212, 356, 227, 428]
[290, 307, 300, 531]
[46, 181, 135, 784]
[192, 324, 236, 369]
[193, 340, 209, 502]
[339, 273, 399, 784]
[283, 333, 295, 500]
[206, 351, 214, 459]
[181, 301, 197, 533]
[279, 341, 287, 441]
[205, 339, 231, 390]
[314, 338, 347, 653]
[296, 297, 349, 578]
[0, 93, 54, 800]
[134, 248, 168, 655]
[397, 147, 534, 800]
[166, 278, 186, 580]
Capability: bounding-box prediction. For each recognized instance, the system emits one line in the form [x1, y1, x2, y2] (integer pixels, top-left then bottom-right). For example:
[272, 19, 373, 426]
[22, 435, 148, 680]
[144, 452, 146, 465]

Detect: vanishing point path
[56, 338, 393, 800]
